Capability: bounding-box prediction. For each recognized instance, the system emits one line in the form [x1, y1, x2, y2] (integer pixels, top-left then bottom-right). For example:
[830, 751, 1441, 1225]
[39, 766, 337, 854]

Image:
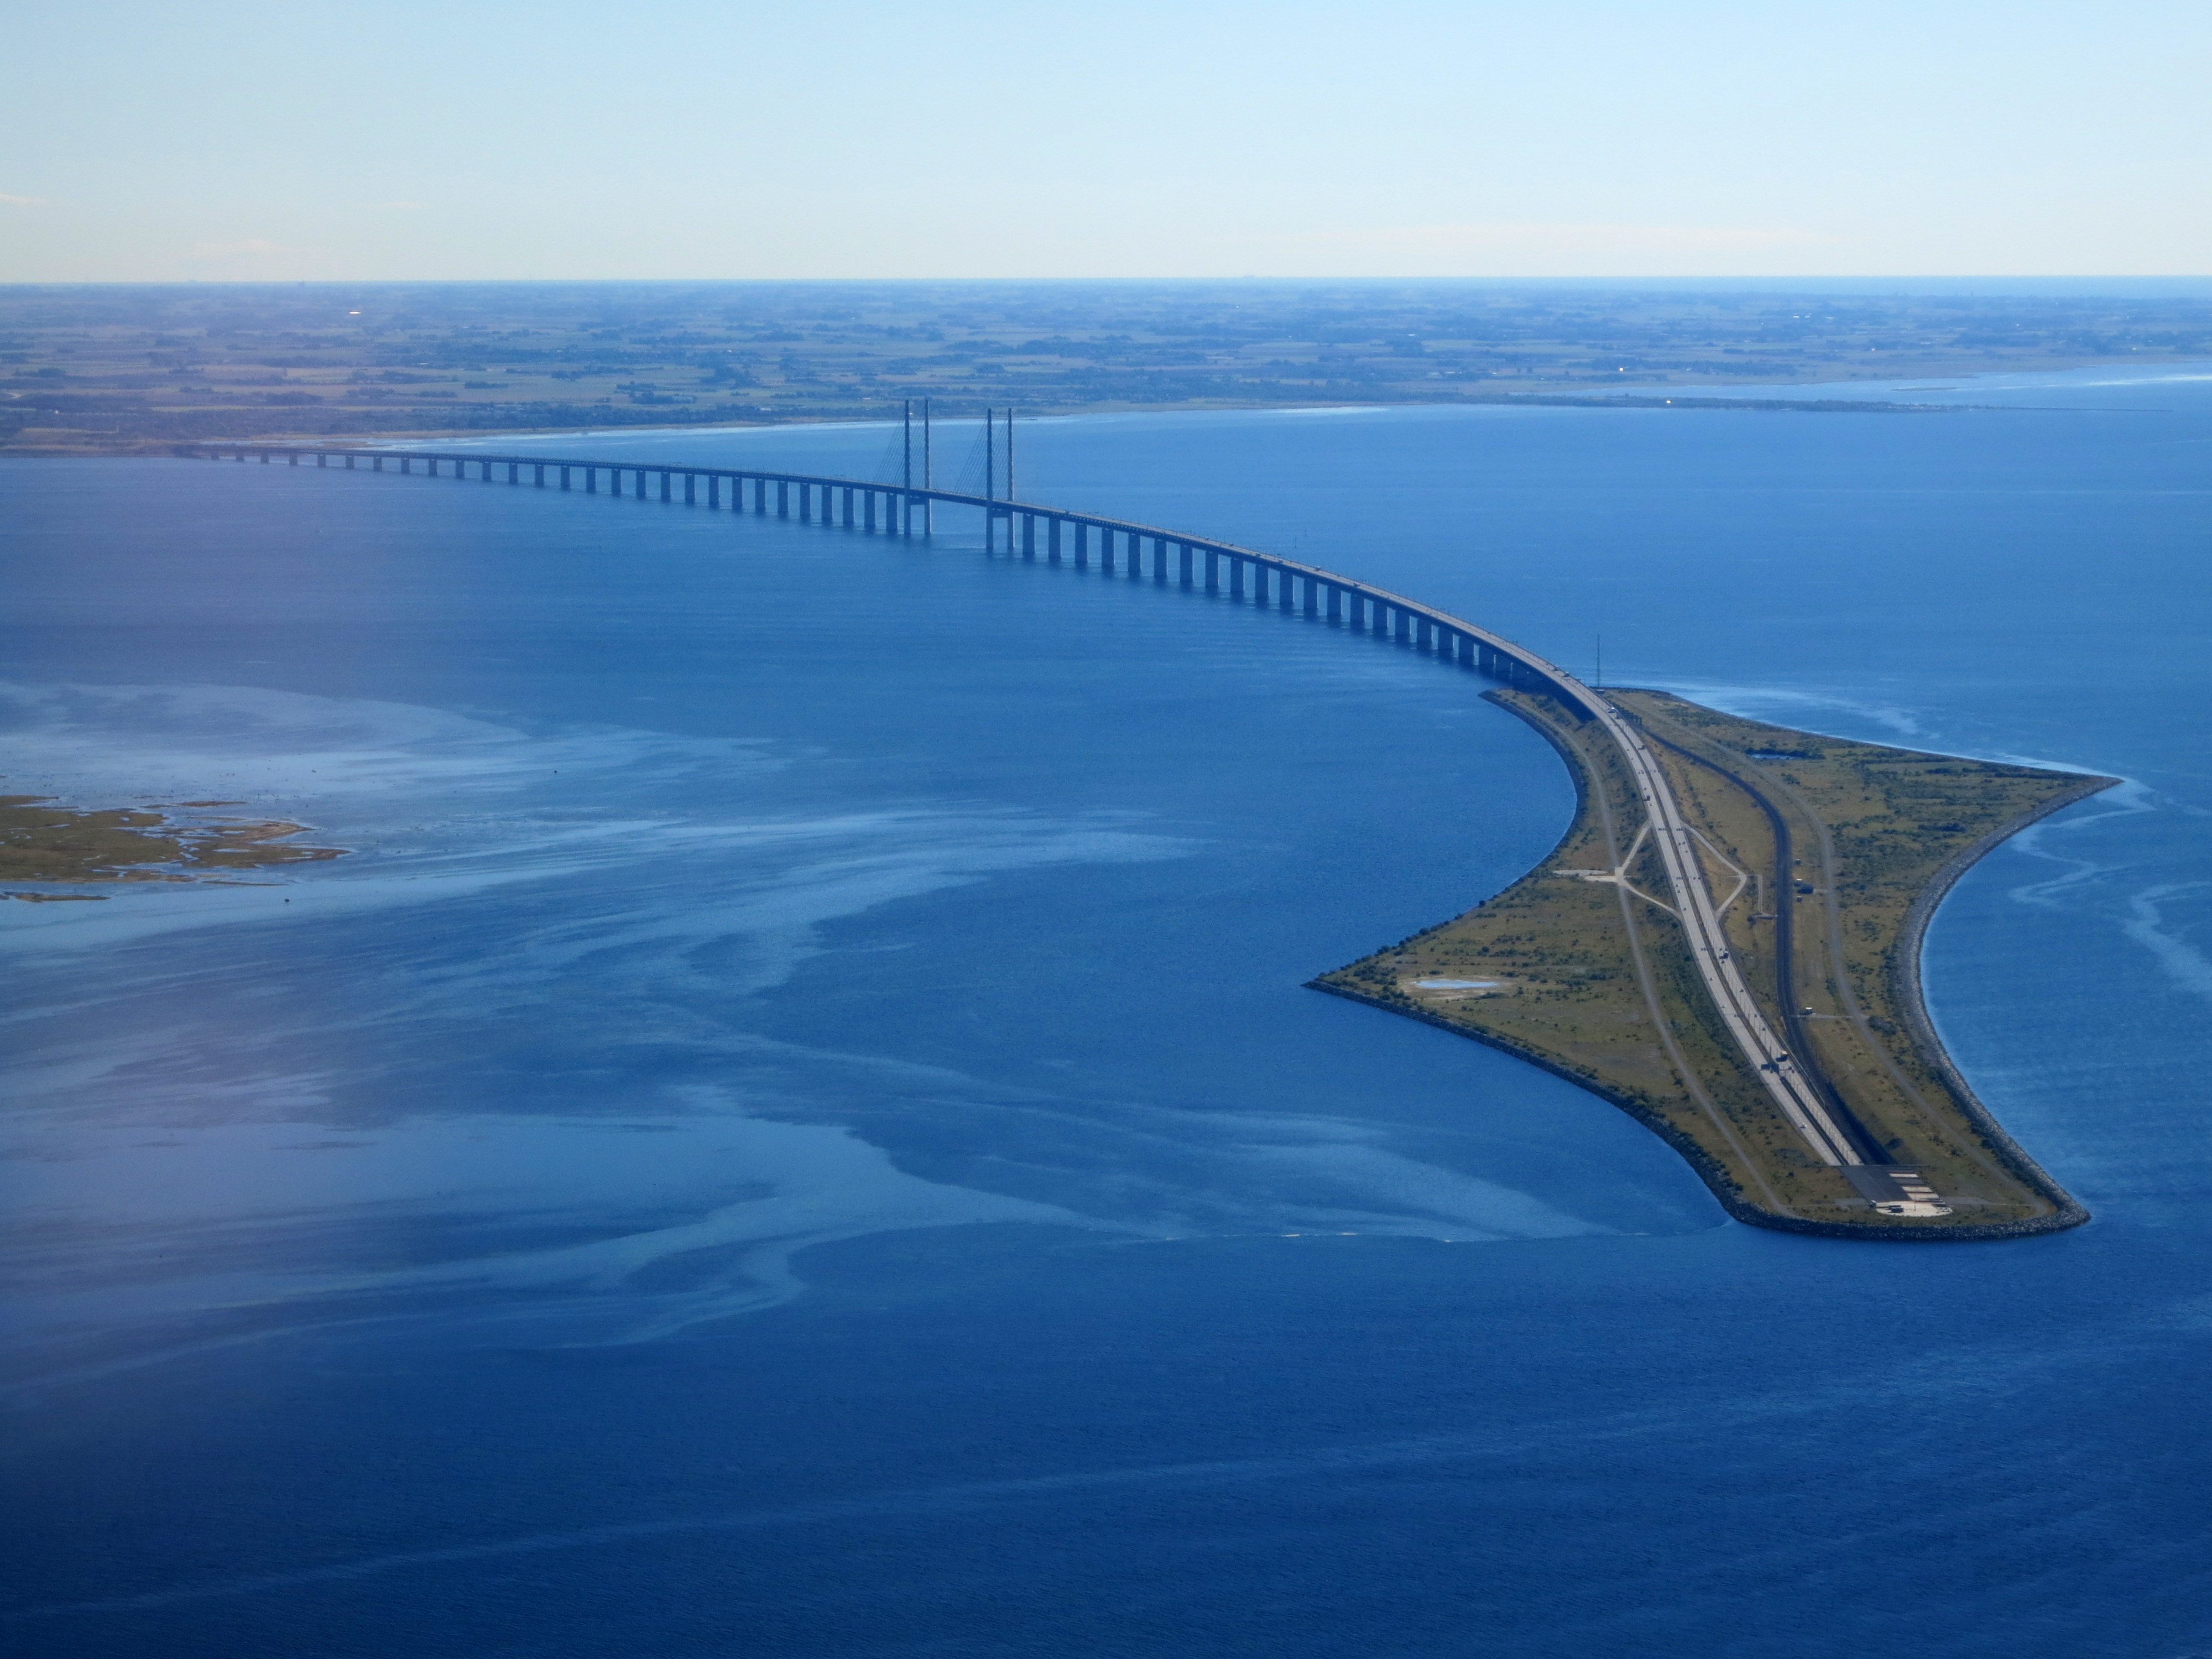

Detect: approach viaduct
[184, 439, 1891, 1186]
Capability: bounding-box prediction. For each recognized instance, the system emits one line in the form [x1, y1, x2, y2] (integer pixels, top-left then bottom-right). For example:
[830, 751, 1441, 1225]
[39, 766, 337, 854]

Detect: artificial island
[1316, 689, 2111, 1239]
[176, 439, 2109, 1240]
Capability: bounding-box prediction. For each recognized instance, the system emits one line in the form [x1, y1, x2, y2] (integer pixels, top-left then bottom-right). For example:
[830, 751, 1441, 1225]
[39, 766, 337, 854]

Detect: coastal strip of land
[1313, 690, 2112, 1239]
[7, 281, 2211, 453]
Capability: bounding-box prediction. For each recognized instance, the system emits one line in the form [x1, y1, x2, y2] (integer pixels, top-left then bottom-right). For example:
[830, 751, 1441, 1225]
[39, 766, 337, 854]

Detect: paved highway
[1578, 690, 1865, 1166]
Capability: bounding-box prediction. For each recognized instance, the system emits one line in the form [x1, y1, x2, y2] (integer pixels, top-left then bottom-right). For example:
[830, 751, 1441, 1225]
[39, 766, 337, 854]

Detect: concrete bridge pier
[1206, 549, 1219, 592]
[1073, 523, 1089, 568]
[1048, 519, 1062, 564]
[1178, 544, 1193, 587]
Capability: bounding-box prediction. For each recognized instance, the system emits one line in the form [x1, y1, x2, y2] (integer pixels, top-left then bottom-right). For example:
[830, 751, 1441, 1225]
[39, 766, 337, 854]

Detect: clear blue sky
[4, 0, 2205, 281]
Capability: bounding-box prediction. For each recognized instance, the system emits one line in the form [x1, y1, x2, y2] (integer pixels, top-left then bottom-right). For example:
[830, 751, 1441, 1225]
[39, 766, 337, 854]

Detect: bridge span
[181, 439, 1886, 1185]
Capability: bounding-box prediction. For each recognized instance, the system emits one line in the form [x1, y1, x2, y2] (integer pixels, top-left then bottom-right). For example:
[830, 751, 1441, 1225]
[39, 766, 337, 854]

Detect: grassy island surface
[1313, 690, 2112, 1240]
[1, 796, 346, 898]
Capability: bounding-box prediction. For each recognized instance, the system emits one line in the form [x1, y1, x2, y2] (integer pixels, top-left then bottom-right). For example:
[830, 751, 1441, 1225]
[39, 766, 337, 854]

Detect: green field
[1313, 689, 2111, 1238]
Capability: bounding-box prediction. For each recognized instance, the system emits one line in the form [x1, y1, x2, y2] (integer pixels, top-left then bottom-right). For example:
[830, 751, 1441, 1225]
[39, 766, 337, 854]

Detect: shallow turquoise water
[3, 366, 2209, 1656]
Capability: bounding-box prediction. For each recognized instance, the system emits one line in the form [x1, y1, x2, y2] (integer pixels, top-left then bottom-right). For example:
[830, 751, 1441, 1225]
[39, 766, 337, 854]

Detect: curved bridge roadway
[190, 441, 1882, 1183]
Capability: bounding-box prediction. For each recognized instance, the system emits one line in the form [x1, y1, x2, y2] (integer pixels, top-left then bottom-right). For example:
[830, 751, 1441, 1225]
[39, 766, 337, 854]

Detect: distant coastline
[6, 280, 2206, 455]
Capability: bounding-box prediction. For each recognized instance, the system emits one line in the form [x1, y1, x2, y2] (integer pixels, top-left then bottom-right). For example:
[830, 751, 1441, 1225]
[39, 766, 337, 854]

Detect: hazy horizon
[7, 0, 2207, 284]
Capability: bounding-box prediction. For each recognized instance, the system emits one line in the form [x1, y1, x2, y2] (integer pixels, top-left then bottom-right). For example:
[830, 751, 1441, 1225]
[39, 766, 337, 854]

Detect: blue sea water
[3, 364, 2210, 1657]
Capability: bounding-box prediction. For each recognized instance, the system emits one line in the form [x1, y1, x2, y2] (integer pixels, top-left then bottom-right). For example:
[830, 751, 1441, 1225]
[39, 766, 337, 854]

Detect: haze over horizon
[6, 0, 2208, 284]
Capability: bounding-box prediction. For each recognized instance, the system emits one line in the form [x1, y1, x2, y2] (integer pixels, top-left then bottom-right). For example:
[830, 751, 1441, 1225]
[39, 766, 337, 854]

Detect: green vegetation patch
[1, 795, 346, 896]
